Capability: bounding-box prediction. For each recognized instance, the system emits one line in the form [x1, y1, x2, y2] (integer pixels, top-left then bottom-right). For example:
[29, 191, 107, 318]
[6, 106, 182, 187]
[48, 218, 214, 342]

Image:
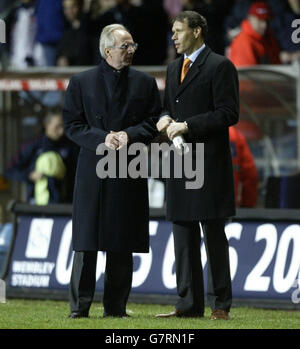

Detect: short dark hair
[173, 11, 208, 41]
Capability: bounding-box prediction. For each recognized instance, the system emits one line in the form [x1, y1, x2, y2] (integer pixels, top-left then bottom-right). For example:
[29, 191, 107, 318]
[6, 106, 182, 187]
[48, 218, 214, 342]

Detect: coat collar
[92, 62, 135, 130]
[171, 45, 211, 98]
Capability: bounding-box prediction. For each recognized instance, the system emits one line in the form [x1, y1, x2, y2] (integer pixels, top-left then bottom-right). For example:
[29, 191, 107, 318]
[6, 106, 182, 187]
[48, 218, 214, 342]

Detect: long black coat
[163, 46, 239, 221]
[63, 63, 161, 252]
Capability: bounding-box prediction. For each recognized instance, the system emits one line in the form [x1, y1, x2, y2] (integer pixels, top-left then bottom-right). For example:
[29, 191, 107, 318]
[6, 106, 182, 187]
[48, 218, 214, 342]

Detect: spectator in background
[86, 0, 140, 64]
[5, 0, 36, 69]
[56, 0, 93, 66]
[229, 126, 258, 207]
[271, 0, 300, 64]
[224, 0, 255, 45]
[163, 0, 183, 18]
[229, 1, 281, 66]
[133, 0, 168, 65]
[91, 0, 140, 42]
[5, 110, 78, 205]
[33, 0, 65, 66]
[84, 0, 116, 64]
[89, 0, 168, 65]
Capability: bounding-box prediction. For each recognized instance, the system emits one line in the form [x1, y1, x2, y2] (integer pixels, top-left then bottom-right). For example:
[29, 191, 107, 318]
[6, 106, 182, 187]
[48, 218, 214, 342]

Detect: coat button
[175, 99, 179, 103]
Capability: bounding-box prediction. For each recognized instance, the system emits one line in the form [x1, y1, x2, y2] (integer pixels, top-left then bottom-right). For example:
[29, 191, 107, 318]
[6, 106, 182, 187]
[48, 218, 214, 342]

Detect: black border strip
[7, 201, 300, 222]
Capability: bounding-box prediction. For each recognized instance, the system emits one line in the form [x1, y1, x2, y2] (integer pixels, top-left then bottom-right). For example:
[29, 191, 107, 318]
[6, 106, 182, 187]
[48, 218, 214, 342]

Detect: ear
[194, 27, 202, 39]
[105, 48, 110, 57]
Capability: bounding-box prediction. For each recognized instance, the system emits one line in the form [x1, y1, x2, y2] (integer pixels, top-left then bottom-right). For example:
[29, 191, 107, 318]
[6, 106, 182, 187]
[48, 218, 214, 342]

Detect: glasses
[110, 43, 138, 51]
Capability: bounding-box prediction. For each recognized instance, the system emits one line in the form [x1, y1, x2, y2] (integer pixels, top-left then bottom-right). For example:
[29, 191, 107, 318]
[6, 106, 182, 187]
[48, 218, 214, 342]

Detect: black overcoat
[163, 46, 239, 221]
[63, 63, 161, 252]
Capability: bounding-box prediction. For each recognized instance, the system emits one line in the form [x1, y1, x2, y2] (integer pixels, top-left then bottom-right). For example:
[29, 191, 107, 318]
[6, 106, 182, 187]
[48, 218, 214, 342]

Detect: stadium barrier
[2, 201, 300, 310]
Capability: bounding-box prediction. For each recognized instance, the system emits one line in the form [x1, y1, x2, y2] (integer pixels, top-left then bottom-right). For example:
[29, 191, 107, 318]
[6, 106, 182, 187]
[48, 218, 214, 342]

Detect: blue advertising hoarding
[7, 216, 300, 303]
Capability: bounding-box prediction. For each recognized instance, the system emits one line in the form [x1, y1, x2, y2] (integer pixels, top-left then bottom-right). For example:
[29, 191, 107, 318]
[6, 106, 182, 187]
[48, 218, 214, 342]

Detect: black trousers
[69, 251, 133, 316]
[173, 219, 232, 314]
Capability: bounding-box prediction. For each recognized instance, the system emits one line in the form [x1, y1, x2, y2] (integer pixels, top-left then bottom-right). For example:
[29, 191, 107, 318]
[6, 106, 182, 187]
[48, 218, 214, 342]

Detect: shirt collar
[184, 43, 206, 64]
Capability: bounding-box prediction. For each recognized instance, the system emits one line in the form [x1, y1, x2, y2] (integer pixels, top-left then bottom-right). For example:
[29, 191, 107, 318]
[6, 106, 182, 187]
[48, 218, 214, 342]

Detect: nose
[172, 32, 177, 41]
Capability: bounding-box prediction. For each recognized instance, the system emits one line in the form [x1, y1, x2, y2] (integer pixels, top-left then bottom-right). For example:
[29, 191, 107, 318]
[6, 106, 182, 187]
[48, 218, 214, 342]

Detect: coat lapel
[175, 46, 211, 98]
[168, 56, 182, 98]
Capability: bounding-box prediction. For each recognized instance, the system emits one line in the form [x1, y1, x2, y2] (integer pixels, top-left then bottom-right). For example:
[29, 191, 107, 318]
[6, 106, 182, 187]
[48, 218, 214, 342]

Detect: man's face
[63, 0, 80, 22]
[248, 15, 268, 36]
[45, 115, 64, 141]
[172, 19, 199, 56]
[106, 30, 136, 70]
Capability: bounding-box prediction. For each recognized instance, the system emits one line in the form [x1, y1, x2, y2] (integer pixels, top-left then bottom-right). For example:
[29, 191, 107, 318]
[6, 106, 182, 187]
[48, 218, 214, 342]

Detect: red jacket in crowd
[229, 19, 281, 67]
[229, 126, 258, 207]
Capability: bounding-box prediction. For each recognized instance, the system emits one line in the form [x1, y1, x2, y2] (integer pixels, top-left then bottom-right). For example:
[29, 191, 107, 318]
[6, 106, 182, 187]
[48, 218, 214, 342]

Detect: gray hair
[99, 24, 128, 59]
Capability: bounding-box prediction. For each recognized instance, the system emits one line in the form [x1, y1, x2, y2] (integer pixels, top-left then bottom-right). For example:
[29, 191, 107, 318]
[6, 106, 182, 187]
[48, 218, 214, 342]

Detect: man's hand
[29, 170, 43, 182]
[156, 116, 173, 133]
[166, 122, 188, 140]
[105, 132, 119, 150]
[105, 131, 129, 150]
[116, 131, 129, 150]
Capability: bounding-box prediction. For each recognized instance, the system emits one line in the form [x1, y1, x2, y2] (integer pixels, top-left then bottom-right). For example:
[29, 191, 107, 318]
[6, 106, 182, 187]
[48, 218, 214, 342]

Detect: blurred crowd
[0, 0, 299, 69]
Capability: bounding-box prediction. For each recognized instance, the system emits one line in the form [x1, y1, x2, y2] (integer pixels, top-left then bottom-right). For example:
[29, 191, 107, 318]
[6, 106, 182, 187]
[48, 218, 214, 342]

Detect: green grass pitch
[0, 299, 299, 329]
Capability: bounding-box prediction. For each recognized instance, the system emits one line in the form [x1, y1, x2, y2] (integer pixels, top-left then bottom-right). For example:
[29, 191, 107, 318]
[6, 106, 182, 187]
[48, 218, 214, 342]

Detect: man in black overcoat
[63, 24, 161, 318]
[156, 11, 239, 320]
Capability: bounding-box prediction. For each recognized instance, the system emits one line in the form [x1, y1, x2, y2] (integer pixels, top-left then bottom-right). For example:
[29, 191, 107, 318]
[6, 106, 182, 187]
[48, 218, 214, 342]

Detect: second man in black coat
[156, 11, 239, 320]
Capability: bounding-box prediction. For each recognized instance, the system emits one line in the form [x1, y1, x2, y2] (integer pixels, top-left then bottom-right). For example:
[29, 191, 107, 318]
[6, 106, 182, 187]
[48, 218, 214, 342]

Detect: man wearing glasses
[63, 24, 161, 318]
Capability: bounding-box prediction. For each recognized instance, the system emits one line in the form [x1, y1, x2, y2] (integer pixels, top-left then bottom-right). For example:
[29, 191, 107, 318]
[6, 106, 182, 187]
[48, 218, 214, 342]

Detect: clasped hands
[156, 116, 188, 140]
[105, 131, 129, 150]
[105, 116, 187, 150]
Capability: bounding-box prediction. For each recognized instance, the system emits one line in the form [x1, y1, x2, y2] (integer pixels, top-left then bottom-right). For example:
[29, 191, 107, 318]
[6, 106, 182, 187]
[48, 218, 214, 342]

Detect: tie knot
[181, 58, 192, 83]
[183, 58, 191, 69]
